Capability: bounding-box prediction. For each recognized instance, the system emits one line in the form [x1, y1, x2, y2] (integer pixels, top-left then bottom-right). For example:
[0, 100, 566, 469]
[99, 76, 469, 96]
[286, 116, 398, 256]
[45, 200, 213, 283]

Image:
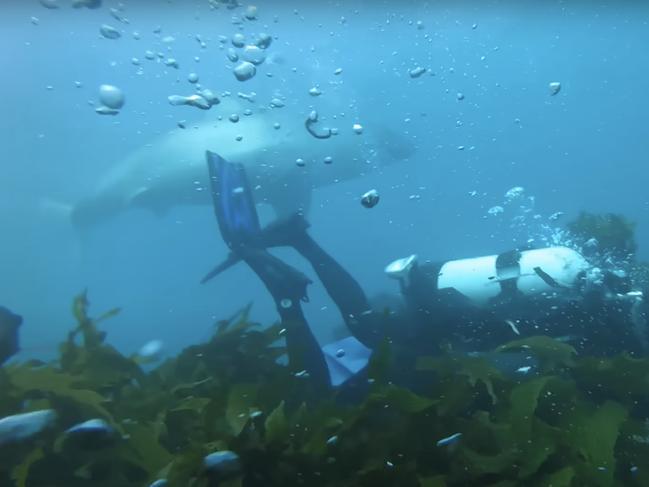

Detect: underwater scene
[1, 0, 649, 485]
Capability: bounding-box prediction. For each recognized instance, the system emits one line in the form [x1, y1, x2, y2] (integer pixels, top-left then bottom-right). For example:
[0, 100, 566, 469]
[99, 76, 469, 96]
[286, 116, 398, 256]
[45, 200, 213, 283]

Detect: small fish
[0, 410, 56, 446]
[436, 432, 462, 447]
[516, 366, 532, 374]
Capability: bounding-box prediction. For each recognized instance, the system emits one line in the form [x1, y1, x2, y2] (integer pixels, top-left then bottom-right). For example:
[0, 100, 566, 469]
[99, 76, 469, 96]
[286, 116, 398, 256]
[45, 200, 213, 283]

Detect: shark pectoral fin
[129, 187, 169, 217]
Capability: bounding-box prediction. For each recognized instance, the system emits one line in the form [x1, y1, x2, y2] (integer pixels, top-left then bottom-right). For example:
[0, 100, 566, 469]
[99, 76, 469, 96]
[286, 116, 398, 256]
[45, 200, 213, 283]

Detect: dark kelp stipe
[3, 292, 649, 486]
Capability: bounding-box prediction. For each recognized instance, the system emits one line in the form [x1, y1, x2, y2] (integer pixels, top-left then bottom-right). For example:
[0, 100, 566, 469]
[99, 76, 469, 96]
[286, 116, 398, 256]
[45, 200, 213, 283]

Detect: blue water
[1, 0, 647, 360]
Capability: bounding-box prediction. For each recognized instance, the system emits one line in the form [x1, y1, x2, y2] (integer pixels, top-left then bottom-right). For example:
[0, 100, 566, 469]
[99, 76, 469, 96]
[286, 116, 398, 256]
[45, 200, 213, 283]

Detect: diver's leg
[238, 247, 331, 389]
[289, 230, 380, 347]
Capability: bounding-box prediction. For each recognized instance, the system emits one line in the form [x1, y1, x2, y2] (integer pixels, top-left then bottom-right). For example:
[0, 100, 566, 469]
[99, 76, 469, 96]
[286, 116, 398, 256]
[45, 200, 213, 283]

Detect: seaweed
[3, 292, 649, 486]
[567, 211, 637, 257]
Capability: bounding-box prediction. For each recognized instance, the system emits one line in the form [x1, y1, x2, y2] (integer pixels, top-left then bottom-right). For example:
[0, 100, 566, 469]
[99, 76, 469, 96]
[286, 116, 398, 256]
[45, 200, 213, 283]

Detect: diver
[202, 151, 648, 391]
[0, 306, 22, 366]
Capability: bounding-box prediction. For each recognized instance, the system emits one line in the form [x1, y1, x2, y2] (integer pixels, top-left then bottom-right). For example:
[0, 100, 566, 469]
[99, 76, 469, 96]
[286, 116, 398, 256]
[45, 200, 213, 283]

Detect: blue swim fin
[206, 151, 261, 250]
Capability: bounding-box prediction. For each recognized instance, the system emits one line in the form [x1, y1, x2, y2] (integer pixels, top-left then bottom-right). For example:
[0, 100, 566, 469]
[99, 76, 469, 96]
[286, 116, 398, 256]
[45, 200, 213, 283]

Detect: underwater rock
[204, 450, 242, 480]
[63, 418, 117, 450]
[0, 410, 56, 446]
[361, 189, 380, 208]
[98, 84, 124, 110]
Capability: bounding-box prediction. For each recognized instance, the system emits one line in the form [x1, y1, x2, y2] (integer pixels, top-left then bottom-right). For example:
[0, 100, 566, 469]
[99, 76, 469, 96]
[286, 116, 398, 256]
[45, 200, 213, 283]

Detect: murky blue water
[1, 0, 647, 361]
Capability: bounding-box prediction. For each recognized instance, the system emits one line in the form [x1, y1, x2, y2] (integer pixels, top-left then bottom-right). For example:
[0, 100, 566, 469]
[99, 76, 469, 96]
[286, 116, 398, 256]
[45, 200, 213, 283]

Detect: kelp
[3, 294, 649, 486]
[567, 211, 637, 257]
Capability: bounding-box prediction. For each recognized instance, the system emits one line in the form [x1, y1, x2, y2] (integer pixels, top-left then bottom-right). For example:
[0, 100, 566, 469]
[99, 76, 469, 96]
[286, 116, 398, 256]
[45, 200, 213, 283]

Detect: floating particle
[516, 366, 532, 374]
[31, 17, 40, 25]
[361, 189, 379, 208]
[472, 23, 478, 29]
[335, 348, 345, 357]
[280, 298, 292, 308]
[409, 66, 426, 78]
[232, 33, 245, 47]
[270, 97, 284, 108]
[309, 86, 322, 96]
[95, 106, 120, 115]
[295, 158, 306, 167]
[334, 67, 343, 75]
[131, 57, 140, 65]
[132, 31, 140, 40]
[352, 123, 363, 134]
[456, 92, 465, 101]
[72, 0, 102, 9]
[548, 81, 561, 95]
[436, 432, 462, 447]
[74, 81, 82, 88]
[164, 58, 179, 69]
[487, 205, 504, 216]
[229, 113, 240, 123]
[162, 35, 175, 44]
[98, 84, 125, 109]
[187, 72, 199, 83]
[227, 48, 239, 62]
[255, 32, 272, 49]
[324, 156, 333, 164]
[177, 120, 186, 129]
[39, 0, 60, 8]
[294, 370, 310, 378]
[199, 89, 219, 106]
[109, 7, 129, 24]
[548, 211, 564, 221]
[505, 319, 520, 335]
[233, 61, 256, 81]
[326, 435, 339, 445]
[235, 135, 243, 141]
[100, 24, 121, 40]
[168, 94, 211, 110]
[457, 145, 465, 151]
[0, 410, 57, 446]
[273, 122, 280, 129]
[243, 109, 252, 116]
[505, 186, 524, 199]
[245, 5, 258, 20]
[144, 50, 155, 60]
[148, 480, 169, 487]
[242, 44, 266, 65]
[416, 20, 424, 29]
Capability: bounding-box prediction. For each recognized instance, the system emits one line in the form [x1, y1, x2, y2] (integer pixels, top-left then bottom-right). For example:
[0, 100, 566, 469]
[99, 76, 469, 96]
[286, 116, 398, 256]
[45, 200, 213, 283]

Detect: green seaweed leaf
[264, 400, 289, 446]
[497, 336, 576, 372]
[11, 447, 43, 487]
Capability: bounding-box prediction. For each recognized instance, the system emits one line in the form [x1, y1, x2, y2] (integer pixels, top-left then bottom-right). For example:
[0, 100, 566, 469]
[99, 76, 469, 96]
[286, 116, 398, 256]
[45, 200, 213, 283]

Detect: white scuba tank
[385, 247, 591, 306]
